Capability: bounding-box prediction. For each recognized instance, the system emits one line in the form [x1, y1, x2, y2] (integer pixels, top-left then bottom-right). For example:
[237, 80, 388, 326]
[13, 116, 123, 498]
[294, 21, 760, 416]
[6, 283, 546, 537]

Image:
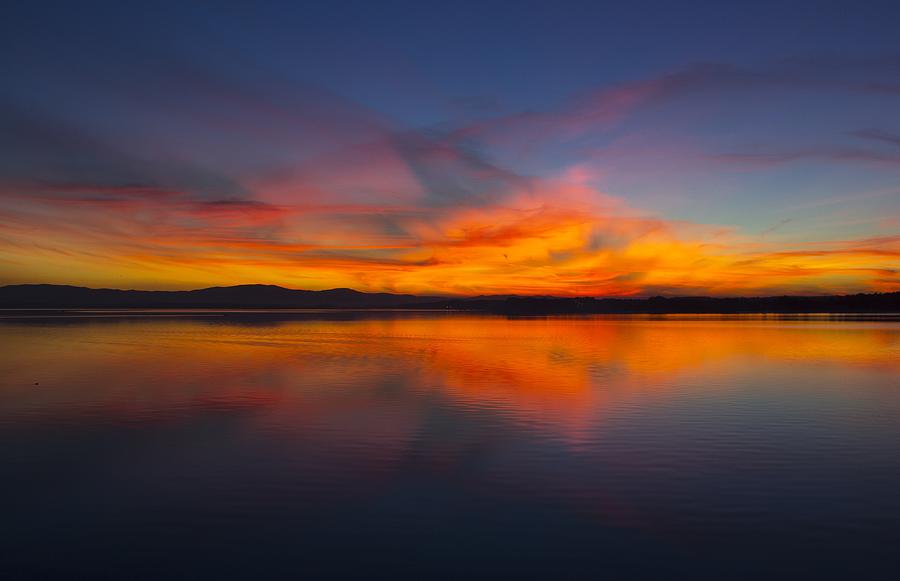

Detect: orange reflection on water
[2, 315, 897, 429]
[3, 314, 899, 528]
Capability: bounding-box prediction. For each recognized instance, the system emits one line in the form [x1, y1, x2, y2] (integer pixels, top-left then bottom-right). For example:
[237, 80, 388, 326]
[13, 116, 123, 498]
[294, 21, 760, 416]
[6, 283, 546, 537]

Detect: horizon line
[1, 282, 897, 301]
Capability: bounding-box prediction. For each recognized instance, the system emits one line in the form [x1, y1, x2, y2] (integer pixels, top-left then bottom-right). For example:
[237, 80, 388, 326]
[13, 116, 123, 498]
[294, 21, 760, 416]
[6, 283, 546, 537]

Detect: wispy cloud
[851, 128, 900, 148]
[2, 53, 900, 294]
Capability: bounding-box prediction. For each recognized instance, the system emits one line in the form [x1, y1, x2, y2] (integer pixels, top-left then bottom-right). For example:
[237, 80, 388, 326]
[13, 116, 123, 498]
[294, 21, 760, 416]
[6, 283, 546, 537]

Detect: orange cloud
[1, 170, 898, 295]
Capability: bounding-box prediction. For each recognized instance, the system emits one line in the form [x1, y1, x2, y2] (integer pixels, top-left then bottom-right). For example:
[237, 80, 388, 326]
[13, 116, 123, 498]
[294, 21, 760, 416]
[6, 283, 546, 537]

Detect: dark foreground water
[1, 312, 899, 579]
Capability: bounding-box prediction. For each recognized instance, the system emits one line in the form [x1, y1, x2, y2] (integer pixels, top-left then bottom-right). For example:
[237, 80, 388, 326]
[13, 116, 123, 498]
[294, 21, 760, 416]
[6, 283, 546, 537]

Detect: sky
[2, 0, 899, 296]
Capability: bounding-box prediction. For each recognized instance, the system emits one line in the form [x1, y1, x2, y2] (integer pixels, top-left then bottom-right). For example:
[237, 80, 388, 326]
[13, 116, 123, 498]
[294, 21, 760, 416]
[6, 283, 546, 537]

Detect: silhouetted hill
[0, 284, 898, 313]
[0, 284, 444, 309]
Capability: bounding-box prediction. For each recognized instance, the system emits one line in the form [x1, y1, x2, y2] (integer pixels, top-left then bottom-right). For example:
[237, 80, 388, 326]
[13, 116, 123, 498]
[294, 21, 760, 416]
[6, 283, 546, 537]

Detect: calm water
[1, 312, 899, 579]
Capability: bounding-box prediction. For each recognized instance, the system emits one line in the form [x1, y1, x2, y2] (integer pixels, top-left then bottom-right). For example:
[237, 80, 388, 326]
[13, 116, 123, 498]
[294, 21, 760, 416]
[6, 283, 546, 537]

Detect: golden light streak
[0, 180, 897, 294]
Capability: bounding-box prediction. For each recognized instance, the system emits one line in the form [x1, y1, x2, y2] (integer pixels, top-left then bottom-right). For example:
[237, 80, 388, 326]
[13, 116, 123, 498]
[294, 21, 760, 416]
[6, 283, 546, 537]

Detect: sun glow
[2, 176, 897, 295]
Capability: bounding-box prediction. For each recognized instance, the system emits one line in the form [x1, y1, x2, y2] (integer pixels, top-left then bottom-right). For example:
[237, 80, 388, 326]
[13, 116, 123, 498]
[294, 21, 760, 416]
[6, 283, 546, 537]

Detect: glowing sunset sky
[2, 0, 899, 296]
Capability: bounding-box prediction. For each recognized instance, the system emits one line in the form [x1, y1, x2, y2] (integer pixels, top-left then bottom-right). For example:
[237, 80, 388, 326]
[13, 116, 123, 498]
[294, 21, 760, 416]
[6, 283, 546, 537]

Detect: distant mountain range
[0, 284, 445, 309]
[1, 284, 898, 314]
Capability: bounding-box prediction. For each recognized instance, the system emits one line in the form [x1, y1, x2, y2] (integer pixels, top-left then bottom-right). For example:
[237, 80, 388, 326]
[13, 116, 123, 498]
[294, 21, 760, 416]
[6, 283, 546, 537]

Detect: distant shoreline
[1, 284, 898, 315]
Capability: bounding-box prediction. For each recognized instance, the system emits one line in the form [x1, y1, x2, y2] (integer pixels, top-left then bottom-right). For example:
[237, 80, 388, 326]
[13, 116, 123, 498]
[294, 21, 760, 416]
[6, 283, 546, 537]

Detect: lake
[1, 312, 899, 579]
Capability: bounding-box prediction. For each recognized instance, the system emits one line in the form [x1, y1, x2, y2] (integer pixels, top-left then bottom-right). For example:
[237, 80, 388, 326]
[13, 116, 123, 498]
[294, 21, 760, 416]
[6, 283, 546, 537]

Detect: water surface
[2, 313, 899, 579]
